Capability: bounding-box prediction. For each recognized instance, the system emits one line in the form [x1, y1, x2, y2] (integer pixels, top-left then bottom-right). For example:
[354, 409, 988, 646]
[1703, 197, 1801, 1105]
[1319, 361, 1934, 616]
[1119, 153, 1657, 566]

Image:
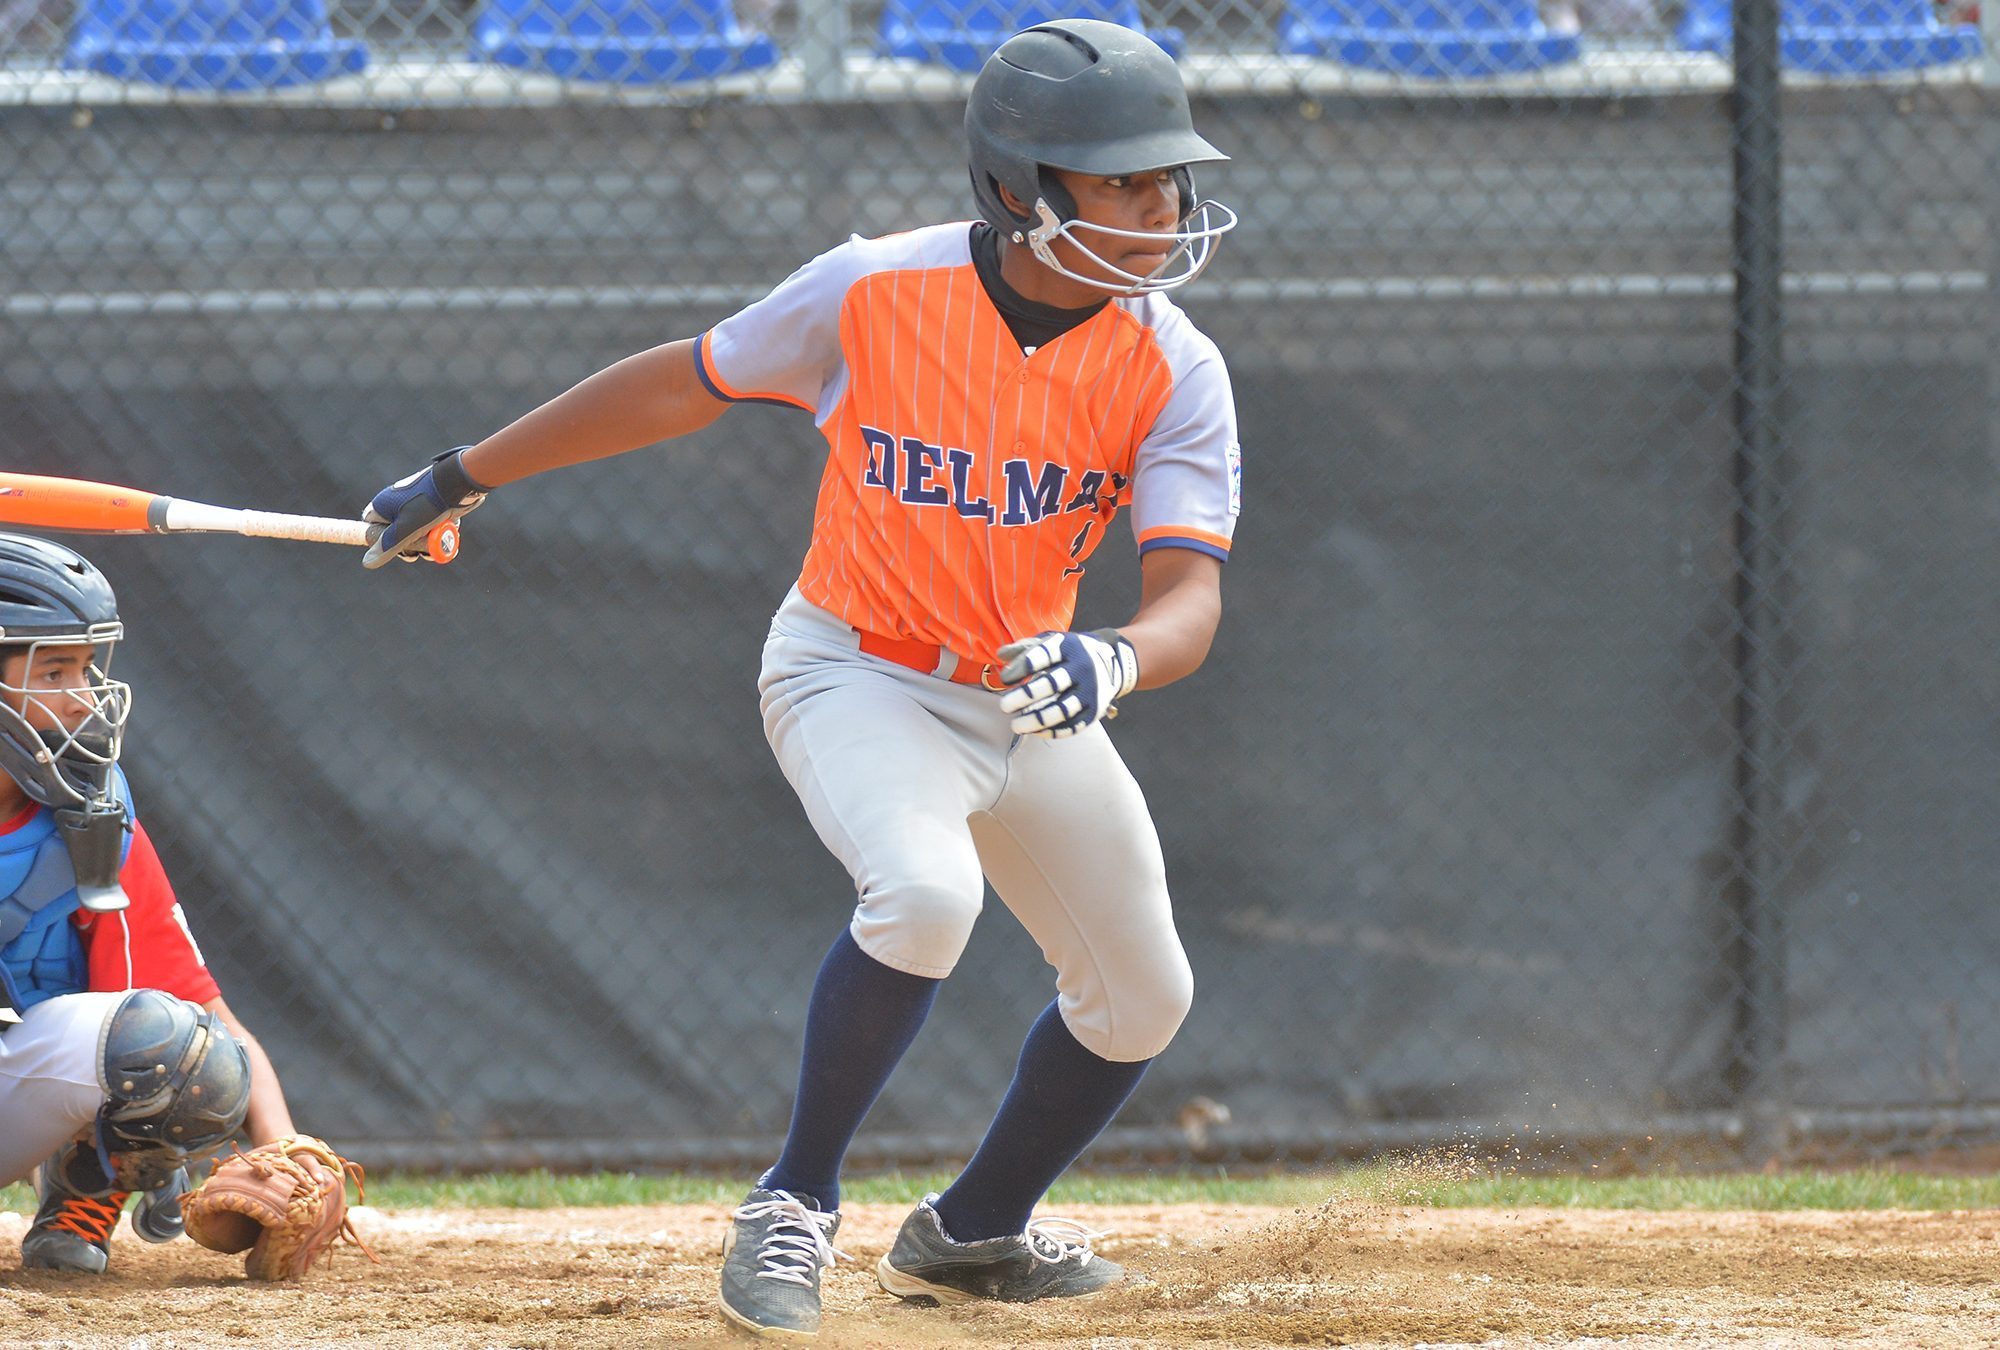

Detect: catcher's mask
[97, 989, 252, 1192]
[966, 19, 1237, 295]
[0, 534, 133, 912]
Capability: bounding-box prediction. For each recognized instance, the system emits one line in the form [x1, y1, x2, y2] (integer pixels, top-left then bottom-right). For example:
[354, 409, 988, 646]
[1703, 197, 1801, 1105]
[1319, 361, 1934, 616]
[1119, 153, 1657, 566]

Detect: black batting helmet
[966, 20, 1233, 293]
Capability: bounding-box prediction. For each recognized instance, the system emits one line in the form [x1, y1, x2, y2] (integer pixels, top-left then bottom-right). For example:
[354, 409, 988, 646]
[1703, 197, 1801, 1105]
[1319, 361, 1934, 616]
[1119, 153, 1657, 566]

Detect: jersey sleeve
[78, 820, 221, 1006]
[1127, 331, 1241, 562]
[695, 238, 862, 415]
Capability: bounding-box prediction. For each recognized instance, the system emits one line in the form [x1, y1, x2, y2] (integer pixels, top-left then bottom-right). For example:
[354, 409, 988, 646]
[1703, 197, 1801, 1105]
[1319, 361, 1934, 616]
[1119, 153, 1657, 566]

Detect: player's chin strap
[1022, 197, 1238, 296]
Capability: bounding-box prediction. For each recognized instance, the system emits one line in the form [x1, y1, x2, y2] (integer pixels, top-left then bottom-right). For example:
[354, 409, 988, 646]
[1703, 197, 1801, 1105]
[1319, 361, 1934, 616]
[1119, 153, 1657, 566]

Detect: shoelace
[734, 1193, 845, 1287]
[45, 1193, 129, 1245]
[1024, 1215, 1105, 1267]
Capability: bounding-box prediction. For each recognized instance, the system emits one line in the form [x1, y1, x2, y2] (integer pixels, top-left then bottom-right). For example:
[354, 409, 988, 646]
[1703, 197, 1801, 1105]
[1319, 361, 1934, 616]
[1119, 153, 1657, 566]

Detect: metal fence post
[1984, 0, 2000, 496]
[794, 0, 851, 99]
[1723, 0, 1792, 1162]
[1984, 0, 2000, 86]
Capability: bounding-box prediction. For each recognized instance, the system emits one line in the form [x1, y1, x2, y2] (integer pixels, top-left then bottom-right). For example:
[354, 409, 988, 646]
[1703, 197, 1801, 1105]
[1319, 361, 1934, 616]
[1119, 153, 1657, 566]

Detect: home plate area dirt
[3, 1199, 1998, 1347]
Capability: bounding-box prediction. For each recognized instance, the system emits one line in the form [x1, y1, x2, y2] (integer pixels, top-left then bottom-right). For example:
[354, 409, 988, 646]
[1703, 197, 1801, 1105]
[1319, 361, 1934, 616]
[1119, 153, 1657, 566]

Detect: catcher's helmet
[966, 19, 1236, 294]
[0, 534, 133, 908]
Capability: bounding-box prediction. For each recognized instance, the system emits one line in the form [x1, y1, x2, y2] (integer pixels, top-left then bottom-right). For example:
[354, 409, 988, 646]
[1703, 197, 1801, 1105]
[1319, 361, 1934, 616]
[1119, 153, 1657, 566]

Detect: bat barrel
[0, 472, 156, 533]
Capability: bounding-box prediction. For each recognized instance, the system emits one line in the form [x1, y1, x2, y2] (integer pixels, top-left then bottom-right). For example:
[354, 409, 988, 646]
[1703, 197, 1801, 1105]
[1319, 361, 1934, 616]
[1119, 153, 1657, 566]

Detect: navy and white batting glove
[361, 446, 489, 569]
[996, 629, 1139, 739]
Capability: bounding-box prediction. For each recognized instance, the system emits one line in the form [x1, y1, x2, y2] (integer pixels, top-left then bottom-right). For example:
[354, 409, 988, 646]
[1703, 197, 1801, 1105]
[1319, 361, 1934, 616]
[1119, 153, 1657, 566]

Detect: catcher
[0, 534, 363, 1280]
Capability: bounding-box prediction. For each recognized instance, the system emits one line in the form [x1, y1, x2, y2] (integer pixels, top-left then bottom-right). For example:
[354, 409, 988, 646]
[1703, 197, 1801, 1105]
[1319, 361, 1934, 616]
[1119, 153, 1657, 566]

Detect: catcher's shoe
[717, 1187, 844, 1340]
[876, 1194, 1123, 1304]
[22, 1188, 130, 1274]
[130, 1168, 190, 1244]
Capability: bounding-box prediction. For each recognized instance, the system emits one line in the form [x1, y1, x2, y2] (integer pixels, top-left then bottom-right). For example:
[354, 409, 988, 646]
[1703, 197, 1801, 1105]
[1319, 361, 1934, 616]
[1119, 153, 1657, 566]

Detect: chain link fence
[3, 0, 1997, 1171]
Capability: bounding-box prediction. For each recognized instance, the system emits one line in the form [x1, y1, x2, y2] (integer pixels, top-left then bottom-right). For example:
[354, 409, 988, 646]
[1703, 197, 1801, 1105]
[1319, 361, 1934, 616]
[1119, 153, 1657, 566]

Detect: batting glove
[361, 447, 489, 569]
[996, 629, 1139, 739]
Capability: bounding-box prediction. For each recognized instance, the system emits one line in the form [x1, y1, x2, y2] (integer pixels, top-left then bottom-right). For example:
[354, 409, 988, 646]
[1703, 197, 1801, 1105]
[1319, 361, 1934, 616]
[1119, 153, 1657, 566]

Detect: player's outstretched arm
[362, 337, 726, 567]
[998, 549, 1222, 739]
[457, 337, 726, 487]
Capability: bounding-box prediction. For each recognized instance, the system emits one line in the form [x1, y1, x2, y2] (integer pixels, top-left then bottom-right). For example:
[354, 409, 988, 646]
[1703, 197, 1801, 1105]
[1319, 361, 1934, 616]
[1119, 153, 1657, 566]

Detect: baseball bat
[0, 471, 460, 563]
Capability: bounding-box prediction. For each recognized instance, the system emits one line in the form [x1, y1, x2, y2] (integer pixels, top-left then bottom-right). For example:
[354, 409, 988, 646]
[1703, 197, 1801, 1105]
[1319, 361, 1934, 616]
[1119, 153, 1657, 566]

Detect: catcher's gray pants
[0, 992, 123, 1186]
[759, 587, 1193, 1063]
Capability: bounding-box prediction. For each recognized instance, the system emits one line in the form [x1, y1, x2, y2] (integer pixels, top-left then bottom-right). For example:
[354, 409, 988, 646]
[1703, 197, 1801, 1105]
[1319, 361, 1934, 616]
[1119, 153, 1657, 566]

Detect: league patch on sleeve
[1225, 441, 1242, 518]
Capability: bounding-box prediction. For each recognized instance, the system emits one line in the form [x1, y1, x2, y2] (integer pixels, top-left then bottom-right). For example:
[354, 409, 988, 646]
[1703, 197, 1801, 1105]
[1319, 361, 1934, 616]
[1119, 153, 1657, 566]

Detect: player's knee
[98, 989, 251, 1189]
[852, 877, 985, 977]
[1085, 954, 1196, 1063]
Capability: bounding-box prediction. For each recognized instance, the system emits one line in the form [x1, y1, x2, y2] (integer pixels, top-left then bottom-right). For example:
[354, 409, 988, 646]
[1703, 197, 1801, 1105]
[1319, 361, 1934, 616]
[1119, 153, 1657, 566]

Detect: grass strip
[6, 1165, 1998, 1214]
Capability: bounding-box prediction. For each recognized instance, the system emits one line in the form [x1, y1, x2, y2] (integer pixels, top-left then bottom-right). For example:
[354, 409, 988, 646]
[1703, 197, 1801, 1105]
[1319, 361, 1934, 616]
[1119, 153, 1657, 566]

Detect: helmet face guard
[0, 625, 132, 815]
[0, 628, 135, 911]
[1023, 195, 1239, 296]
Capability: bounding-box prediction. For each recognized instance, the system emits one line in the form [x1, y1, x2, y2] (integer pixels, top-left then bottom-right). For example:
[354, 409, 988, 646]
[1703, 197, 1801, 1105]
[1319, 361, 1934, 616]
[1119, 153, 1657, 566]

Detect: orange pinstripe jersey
[697, 223, 1240, 665]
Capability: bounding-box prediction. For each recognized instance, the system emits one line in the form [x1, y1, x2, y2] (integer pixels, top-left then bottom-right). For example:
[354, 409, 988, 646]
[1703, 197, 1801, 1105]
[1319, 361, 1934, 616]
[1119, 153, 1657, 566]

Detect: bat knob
[426, 520, 461, 565]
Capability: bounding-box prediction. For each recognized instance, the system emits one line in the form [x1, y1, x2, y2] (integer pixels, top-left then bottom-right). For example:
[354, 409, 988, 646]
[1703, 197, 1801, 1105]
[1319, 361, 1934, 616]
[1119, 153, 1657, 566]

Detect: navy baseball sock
[932, 1000, 1150, 1243]
[759, 927, 939, 1213]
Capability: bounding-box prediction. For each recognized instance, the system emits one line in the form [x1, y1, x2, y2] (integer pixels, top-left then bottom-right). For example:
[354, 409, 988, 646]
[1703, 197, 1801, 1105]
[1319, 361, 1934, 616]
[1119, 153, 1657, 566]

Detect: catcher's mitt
[181, 1135, 377, 1280]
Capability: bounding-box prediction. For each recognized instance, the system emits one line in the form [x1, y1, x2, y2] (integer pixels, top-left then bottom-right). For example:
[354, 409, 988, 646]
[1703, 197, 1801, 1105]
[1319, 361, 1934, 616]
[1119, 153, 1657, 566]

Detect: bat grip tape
[236, 510, 373, 546]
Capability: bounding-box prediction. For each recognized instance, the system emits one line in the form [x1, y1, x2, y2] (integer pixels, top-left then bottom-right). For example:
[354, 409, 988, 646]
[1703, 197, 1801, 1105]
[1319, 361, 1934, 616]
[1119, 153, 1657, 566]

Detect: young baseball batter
[363, 19, 1239, 1338]
[0, 533, 303, 1275]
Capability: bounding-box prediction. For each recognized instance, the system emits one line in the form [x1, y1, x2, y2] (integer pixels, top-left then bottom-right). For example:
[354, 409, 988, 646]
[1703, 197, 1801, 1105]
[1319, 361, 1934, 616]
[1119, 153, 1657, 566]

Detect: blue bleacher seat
[880, 0, 1184, 73]
[1280, 0, 1581, 77]
[1677, 0, 1979, 72]
[1674, 0, 1730, 50]
[64, 0, 366, 89]
[472, 0, 779, 82]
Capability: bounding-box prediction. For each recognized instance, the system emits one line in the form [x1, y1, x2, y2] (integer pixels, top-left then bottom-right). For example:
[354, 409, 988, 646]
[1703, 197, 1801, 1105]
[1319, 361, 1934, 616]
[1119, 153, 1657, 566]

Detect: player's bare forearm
[1119, 548, 1223, 690]
[206, 997, 297, 1145]
[459, 338, 727, 487]
[239, 1037, 296, 1145]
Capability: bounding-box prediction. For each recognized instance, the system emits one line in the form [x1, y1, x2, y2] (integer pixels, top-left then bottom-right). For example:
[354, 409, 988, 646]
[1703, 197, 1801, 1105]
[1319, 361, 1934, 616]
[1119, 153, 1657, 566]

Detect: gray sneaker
[875, 1193, 1123, 1305]
[21, 1145, 135, 1275]
[717, 1187, 844, 1340]
[21, 1183, 126, 1274]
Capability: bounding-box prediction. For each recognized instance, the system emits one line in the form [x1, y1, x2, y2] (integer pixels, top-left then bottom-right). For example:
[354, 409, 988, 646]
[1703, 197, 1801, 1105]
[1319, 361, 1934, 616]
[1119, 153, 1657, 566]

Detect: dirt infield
[3, 1198, 1997, 1348]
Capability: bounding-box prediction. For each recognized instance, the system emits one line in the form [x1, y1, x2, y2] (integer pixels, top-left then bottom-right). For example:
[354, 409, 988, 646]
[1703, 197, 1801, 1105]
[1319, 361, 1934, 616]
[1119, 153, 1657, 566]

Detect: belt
[856, 628, 1008, 690]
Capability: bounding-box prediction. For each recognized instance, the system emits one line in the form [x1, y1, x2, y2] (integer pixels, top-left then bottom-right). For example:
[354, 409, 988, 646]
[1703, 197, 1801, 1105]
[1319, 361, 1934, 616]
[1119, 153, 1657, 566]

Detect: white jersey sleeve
[696, 239, 862, 418]
[1127, 312, 1240, 561]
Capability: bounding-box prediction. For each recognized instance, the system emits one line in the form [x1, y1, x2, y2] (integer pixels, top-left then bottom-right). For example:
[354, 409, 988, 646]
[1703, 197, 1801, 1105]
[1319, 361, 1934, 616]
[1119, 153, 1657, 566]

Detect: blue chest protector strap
[0, 775, 135, 1023]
